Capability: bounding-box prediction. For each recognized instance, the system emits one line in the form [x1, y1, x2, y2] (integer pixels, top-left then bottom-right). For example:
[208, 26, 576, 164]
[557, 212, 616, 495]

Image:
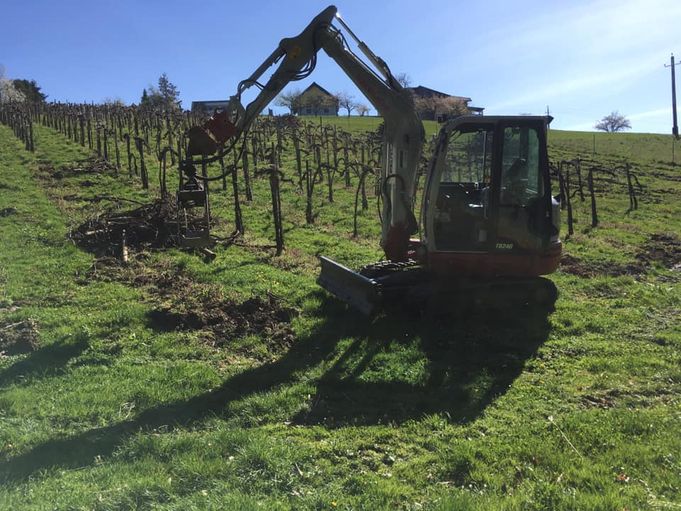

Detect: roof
[407, 85, 471, 102]
[299, 82, 336, 98]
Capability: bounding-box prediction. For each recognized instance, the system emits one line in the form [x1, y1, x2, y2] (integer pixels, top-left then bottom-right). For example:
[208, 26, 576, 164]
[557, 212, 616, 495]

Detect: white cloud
[485, 55, 661, 112]
[628, 107, 670, 121]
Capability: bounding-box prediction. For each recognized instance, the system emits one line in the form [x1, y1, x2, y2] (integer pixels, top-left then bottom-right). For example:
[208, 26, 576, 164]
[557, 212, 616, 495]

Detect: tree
[12, 79, 47, 103]
[140, 88, 150, 107]
[395, 72, 411, 88]
[275, 88, 302, 114]
[157, 73, 181, 110]
[103, 97, 126, 106]
[0, 66, 25, 103]
[356, 103, 370, 116]
[413, 95, 468, 120]
[144, 73, 181, 112]
[0, 79, 24, 103]
[595, 111, 631, 132]
[335, 91, 357, 116]
[435, 96, 468, 118]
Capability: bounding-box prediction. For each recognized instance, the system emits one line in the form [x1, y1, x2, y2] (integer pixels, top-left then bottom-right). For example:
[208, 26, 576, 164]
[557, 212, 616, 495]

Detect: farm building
[407, 85, 484, 121]
[293, 82, 339, 116]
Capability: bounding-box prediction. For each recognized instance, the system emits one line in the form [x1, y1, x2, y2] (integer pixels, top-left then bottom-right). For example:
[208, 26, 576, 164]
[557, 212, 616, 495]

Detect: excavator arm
[198, 5, 424, 261]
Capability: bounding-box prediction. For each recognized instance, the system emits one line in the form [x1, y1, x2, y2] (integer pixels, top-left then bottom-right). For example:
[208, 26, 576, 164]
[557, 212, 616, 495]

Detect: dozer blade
[317, 256, 380, 315]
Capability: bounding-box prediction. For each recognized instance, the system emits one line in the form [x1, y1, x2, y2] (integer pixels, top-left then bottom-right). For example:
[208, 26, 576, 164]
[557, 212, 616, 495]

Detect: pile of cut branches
[70, 199, 188, 256]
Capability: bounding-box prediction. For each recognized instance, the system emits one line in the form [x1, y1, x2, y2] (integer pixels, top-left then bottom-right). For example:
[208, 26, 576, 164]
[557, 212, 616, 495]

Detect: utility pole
[665, 53, 680, 139]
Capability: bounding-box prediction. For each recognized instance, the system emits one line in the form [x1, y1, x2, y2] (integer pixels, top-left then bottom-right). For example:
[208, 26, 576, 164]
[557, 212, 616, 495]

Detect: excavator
[186, 5, 562, 314]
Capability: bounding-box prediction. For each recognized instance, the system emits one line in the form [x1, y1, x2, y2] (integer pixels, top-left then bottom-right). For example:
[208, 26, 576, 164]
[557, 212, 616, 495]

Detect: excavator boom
[198, 5, 423, 260]
[191, 5, 424, 312]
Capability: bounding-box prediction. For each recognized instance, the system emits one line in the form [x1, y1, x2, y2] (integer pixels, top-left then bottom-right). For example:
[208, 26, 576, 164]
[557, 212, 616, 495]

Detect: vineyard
[0, 102, 680, 510]
[0, 103, 654, 256]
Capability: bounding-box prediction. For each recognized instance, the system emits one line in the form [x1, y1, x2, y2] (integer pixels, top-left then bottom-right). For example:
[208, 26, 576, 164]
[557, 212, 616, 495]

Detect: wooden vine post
[269, 146, 284, 255]
[134, 136, 149, 189]
[565, 167, 574, 236]
[588, 167, 598, 227]
[230, 150, 244, 234]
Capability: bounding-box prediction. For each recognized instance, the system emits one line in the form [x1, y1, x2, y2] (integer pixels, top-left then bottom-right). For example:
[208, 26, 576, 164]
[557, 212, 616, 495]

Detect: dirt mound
[140, 263, 295, 351]
[560, 233, 681, 278]
[0, 319, 39, 356]
[147, 294, 295, 350]
[48, 157, 117, 179]
[82, 258, 296, 358]
[70, 199, 206, 256]
[636, 233, 681, 270]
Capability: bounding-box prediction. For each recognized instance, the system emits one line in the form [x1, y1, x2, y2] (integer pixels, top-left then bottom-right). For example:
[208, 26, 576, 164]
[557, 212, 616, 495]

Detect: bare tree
[595, 111, 631, 132]
[395, 72, 412, 88]
[335, 91, 357, 116]
[275, 88, 302, 114]
[102, 97, 126, 106]
[356, 103, 370, 116]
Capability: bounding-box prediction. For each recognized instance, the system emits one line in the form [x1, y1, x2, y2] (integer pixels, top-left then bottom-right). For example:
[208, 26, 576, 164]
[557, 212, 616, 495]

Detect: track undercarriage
[318, 256, 558, 316]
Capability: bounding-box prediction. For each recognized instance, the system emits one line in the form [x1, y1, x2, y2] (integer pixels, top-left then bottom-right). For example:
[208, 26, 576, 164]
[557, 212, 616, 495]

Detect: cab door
[492, 121, 552, 252]
[424, 123, 495, 252]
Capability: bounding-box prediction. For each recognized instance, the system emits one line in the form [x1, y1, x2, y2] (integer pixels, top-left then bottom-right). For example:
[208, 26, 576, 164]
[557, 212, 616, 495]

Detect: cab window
[432, 126, 494, 250]
[441, 128, 494, 185]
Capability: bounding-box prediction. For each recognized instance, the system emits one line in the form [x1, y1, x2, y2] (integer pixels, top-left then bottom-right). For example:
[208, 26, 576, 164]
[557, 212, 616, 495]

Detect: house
[406, 85, 484, 121]
[293, 82, 339, 116]
[191, 100, 230, 117]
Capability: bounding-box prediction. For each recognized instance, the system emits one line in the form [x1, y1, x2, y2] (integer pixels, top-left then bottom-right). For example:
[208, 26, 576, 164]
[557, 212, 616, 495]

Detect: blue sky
[2, 0, 680, 133]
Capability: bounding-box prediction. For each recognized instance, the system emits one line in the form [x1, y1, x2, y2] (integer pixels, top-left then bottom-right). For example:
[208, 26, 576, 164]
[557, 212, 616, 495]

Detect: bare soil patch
[80, 258, 296, 358]
[561, 233, 681, 278]
[559, 255, 642, 278]
[581, 387, 678, 409]
[636, 233, 681, 270]
[0, 319, 39, 356]
[40, 157, 116, 180]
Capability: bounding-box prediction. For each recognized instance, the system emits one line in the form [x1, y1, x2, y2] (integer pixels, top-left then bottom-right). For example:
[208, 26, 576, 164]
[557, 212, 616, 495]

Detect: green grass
[0, 117, 679, 510]
[297, 115, 440, 138]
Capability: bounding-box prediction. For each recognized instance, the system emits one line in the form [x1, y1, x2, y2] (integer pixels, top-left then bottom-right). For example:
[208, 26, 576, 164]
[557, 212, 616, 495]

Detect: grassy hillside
[0, 117, 679, 510]
[297, 115, 440, 138]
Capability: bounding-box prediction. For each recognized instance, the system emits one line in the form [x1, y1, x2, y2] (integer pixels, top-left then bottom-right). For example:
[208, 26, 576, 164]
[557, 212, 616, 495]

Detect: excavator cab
[423, 115, 561, 277]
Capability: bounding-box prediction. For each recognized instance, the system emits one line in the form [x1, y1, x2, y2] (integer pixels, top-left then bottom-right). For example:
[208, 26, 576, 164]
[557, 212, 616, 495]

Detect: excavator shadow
[292, 294, 553, 426]
[0, 291, 553, 483]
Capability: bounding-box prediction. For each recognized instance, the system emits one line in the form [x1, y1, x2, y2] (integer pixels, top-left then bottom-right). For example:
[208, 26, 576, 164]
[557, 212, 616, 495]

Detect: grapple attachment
[317, 256, 380, 316]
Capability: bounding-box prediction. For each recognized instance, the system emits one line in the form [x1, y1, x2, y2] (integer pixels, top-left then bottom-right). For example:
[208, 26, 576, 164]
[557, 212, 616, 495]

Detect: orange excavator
[188, 5, 562, 314]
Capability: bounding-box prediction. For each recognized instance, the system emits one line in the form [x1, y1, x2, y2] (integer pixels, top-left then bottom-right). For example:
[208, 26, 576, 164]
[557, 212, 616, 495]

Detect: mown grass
[0, 117, 679, 510]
